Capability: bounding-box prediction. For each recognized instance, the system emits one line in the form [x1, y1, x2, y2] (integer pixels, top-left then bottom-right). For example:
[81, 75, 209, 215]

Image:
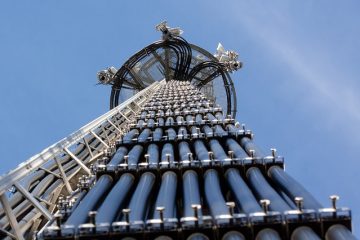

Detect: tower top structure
[97, 21, 241, 118]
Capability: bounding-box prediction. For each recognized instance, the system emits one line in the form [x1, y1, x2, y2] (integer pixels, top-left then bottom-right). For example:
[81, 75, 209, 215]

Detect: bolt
[122, 208, 131, 231]
[271, 148, 277, 158]
[226, 202, 235, 224]
[166, 154, 171, 167]
[88, 211, 97, 233]
[144, 154, 149, 164]
[188, 153, 193, 162]
[191, 204, 201, 227]
[330, 195, 340, 210]
[294, 197, 303, 212]
[249, 150, 255, 159]
[58, 196, 64, 209]
[156, 206, 165, 230]
[228, 151, 234, 160]
[181, 129, 186, 137]
[88, 211, 97, 225]
[260, 199, 270, 215]
[124, 155, 129, 168]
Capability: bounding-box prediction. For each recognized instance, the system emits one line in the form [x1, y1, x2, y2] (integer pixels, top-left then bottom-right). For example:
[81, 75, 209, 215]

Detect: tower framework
[0, 24, 355, 240]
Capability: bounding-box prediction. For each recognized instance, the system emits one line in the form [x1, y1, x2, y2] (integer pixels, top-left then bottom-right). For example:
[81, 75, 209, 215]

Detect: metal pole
[153, 171, 177, 220]
[65, 175, 113, 227]
[0, 193, 25, 240]
[127, 145, 144, 168]
[268, 166, 323, 210]
[64, 147, 91, 175]
[83, 137, 94, 158]
[14, 182, 52, 220]
[0, 228, 17, 240]
[204, 169, 229, 219]
[194, 140, 210, 162]
[96, 173, 135, 223]
[183, 170, 202, 219]
[122, 129, 139, 143]
[54, 157, 73, 194]
[225, 138, 248, 158]
[161, 143, 175, 166]
[240, 137, 265, 158]
[179, 141, 191, 162]
[101, 125, 111, 144]
[147, 143, 159, 167]
[247, 167, 291, 212]
[225, 168, 262, 214]
[127, 172, 156, 223]
[108, 146, 127, 166]
[138, 128, 151, 142]
[107, 118, 122, 133]
[90, 130, 109, 148]
[209, 139, 228, 162]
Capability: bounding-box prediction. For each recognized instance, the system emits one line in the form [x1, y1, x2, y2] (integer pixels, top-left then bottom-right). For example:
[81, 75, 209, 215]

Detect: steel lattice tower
[0, 23, 355, 240]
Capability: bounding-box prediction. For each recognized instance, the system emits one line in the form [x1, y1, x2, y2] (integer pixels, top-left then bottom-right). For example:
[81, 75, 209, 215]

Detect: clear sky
[0, 0, 359, 234]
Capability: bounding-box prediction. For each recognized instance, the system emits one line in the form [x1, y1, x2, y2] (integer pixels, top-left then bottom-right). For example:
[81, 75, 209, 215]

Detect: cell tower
[0, 22, 355, 240]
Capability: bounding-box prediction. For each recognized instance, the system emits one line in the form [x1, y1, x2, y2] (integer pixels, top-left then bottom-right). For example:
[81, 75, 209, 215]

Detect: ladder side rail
[0, 81, 161, 195]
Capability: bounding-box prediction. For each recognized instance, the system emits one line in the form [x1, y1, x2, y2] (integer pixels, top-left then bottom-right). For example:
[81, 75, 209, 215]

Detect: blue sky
[0, 0, 359, 234]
